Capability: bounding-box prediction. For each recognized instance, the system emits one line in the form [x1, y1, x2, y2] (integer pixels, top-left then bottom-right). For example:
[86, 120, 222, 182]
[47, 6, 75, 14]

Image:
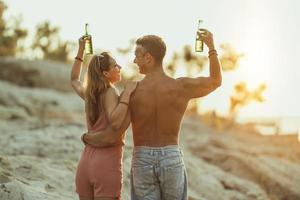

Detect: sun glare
[238, 32, 273, 88]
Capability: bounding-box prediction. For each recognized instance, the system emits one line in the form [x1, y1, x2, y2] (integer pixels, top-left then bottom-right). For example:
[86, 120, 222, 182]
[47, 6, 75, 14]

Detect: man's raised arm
[178, 29, 222, 99]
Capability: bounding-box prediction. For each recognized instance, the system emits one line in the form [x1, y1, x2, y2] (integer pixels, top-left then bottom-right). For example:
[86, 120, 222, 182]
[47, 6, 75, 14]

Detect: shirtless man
[82, 29, 222, 200]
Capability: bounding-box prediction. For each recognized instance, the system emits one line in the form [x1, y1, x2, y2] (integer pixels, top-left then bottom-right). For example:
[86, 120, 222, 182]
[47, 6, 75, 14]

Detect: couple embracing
[70, 30, 222, 200]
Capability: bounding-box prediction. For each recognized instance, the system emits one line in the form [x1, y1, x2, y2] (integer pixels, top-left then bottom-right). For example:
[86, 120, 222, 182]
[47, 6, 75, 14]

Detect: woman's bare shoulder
[103, 87, 119, 98]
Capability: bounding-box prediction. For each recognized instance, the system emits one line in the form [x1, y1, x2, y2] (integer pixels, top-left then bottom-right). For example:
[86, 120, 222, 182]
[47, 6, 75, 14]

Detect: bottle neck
[197, 20, 202, 30]
[85, 24, 89, 35]
[197, 23, 201, 30]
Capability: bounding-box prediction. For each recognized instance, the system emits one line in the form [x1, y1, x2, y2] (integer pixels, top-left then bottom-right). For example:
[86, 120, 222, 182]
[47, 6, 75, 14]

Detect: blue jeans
[130, 145, 187, 200]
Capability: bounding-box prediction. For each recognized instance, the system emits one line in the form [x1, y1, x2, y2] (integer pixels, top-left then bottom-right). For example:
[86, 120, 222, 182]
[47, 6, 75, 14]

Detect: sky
[5, 0, 300, 131]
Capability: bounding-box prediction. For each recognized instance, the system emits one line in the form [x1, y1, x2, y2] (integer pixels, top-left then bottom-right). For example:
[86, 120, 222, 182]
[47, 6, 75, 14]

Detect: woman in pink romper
[70, 36, 136, 200]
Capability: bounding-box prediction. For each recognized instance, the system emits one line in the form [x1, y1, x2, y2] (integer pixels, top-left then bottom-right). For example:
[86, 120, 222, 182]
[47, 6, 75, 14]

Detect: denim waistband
[133, 145, 182, 156]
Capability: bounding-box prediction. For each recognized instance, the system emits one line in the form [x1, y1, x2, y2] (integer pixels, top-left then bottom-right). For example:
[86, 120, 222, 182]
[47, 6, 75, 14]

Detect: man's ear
[145, 53, 153, 63]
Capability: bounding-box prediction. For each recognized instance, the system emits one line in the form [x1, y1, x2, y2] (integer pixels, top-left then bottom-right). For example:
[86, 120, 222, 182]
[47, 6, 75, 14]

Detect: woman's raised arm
[70, 36, 89, 100]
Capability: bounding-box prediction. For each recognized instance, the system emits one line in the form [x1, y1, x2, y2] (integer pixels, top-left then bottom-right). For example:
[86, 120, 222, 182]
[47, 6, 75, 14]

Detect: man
[82, 29, 222, 199]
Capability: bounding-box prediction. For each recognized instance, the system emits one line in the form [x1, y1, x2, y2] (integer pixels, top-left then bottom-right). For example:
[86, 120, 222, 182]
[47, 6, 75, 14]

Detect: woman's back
[85, 89, 108, 132]
[86, 109, 108, 132]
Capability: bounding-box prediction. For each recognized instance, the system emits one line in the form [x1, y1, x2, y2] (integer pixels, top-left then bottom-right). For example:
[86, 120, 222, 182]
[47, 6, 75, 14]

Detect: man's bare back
[130, 72, 189, 147]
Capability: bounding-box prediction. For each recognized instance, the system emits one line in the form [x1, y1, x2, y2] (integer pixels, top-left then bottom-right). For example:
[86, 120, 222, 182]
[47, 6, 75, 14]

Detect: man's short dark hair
[136, 35, 166, 64]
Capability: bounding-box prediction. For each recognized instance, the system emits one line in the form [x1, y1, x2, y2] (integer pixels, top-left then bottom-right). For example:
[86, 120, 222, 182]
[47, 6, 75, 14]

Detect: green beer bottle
[84, 23, 93, 55]
[195, 20, 204, 52]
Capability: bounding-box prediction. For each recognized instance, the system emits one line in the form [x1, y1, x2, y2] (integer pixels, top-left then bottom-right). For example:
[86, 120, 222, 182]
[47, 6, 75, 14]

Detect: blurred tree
[219, 43, 244, 71]
[165, 45, 207, 78]
[166, 52, 179, 77]
[0, 1, 27, 57]
[32, 21, 72, 62]
[117, 38, 135, 55]
[229, 81, 267, 116]
[183, 45, 207, 76]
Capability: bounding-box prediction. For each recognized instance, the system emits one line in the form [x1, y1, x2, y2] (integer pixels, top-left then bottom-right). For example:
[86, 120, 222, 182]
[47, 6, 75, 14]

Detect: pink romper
[75, 111, 124, 199]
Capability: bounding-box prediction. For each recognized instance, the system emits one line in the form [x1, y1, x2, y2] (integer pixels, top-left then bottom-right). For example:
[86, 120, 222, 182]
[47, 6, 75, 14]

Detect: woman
[70, 36, 136, 200]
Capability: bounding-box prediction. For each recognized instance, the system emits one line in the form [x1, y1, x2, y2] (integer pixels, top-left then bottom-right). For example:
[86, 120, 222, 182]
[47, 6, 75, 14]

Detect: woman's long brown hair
[84, 52, 111, 125]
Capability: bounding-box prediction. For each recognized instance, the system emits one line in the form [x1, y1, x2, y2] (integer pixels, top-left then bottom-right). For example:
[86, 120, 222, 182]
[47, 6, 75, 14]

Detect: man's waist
[134, 144, 179, 150]
[133, 144, 183, 156]
[133, 134, 179, 147]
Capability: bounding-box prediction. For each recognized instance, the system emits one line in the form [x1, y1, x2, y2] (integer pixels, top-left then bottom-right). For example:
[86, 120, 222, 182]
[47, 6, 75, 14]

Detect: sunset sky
[5, 0, 300, 132]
